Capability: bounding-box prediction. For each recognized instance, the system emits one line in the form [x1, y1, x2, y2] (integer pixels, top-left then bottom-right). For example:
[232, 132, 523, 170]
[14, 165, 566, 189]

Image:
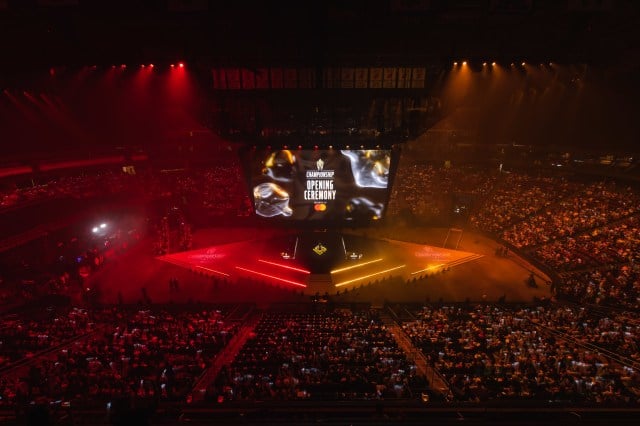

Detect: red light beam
[235, 266, 307, 287]
[257, 259, 311, 274]
[196, 266, 230, 277]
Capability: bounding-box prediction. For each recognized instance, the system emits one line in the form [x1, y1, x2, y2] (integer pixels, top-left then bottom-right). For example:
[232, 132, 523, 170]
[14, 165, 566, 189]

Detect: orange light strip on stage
[334, 265, 406, 287]
[196, 266, 231, 277]
[257, 259, 311, 274]
[235, 266, 307, 288]
[410, 264, 445, 275]
[330, 258, 384, 274]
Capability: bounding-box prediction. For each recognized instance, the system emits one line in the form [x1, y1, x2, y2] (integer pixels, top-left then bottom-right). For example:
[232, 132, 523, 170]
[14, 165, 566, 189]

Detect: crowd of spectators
[0, 170, 146, 211]
[211, 309, 424, 401]
[500, 182, 640, 249]
[0, 306, 236, 406]
[470, 173, 583, 234]
[0, 161, 251, 219]
[557, 266, 640, 309]
[533, 215, 640, 271]
[402, 304, 640, 404]
[387, 163, 497, 221]
[0, 307, 95, 369]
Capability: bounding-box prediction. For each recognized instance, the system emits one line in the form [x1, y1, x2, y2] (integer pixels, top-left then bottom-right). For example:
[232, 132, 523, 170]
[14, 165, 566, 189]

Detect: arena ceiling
[0, 0, 638, 73]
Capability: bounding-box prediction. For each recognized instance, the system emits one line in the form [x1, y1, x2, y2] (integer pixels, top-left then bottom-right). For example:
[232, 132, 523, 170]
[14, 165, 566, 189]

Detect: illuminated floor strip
[410, 264, 445, 276]
[235, 266, 307, 288]
[196, 266, 230, 277]
[331, 258, 384, 274]
[334, 265, 406, 287]
[258, 259, 311, 274]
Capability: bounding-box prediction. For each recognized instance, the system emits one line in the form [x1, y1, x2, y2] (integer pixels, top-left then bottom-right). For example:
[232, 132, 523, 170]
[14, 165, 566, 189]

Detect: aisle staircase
[379, 310, 453, 401]
[189, 310, 262, 402]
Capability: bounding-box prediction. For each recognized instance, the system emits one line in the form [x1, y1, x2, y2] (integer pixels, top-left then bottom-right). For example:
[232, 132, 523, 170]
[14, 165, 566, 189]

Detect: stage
[86, 226, 551, 305]
[158, 230, 483, 295]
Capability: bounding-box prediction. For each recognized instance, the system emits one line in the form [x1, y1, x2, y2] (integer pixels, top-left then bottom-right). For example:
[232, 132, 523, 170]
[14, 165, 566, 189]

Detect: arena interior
[1, 1, 640, 425]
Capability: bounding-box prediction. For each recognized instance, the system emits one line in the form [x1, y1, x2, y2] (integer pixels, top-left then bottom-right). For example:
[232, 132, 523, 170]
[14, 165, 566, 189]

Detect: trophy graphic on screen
[253, 182, 293, 217]
[341, 150, 390, 188]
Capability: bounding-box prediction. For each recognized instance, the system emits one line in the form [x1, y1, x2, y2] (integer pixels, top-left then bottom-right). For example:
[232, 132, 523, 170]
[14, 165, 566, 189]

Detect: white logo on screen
[316, 158, 324, 171]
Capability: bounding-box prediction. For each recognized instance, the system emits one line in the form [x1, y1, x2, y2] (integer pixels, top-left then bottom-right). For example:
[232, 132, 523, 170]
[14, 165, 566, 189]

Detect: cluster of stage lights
[110, 62, 184, 69]
[453, 61, 555, 67]
[53, 63, 186, 73]
[258, 144, 383, 151]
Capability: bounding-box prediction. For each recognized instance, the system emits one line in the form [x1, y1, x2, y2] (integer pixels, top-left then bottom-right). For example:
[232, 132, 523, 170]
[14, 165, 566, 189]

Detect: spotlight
[120, 64, 126, 69]
[329, 145, 333, 149]
[149, 64, 154, 68]
[492, 62, 496, 66]
[482, 62, 487, 66]
[462, 61, 467, 66]
[178, 62, 185, 68]
[140, 64, 145, 68]
[453, 62, 458, 66]
[297, 145, 302, 150]
[92, 227, 98, 233]
[100, 223, 107, 229]
[170, 64, 175, 68]
[521, 61, 526, 66]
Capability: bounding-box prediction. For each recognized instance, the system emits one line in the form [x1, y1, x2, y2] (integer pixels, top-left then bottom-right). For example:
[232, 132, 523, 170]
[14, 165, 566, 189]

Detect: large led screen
[249, 149, 391, 221]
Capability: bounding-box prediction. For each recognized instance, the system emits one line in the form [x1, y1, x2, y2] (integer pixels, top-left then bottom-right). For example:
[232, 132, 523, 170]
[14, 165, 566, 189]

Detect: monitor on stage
[244, 148, 395, 222]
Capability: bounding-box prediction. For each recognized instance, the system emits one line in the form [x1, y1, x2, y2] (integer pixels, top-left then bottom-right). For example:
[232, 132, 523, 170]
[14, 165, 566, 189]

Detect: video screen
[249, 149, 392, 221]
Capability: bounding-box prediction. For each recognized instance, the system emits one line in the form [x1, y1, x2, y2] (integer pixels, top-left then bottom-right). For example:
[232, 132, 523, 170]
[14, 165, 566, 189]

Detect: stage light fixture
[492, 62, 496, 66]
[482, 62, 487, 66]
[521, 61, 526, 66]
[170, 64, 175, 68]
[453, 62, 458, 66]
[149, 64, 154, 68]
[462, 61, 467, 66]
[178, 62, 185, 68]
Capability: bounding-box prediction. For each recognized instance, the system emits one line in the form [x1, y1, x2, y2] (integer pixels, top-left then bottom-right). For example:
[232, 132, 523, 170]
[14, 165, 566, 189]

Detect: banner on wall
[397, 67, 411, 88]
[270, 67, 283, 89]
[411, 67, 426, 88]
[383, 67, 397, 88]
[255, 68, 270, 89]
[241, 69, 255, 89]
[369, 67, 383, 88]
[226, 68, 241, 89]
[284, 68, 297, 88]
[212, 69, 227, 89]
[355, 68, 368, 88]
[298, 68, 315, 88]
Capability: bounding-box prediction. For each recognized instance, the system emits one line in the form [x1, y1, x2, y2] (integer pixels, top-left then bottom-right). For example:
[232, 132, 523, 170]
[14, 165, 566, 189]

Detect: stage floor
[158, 231, 486, 295]
[88, 226, 551, 305]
